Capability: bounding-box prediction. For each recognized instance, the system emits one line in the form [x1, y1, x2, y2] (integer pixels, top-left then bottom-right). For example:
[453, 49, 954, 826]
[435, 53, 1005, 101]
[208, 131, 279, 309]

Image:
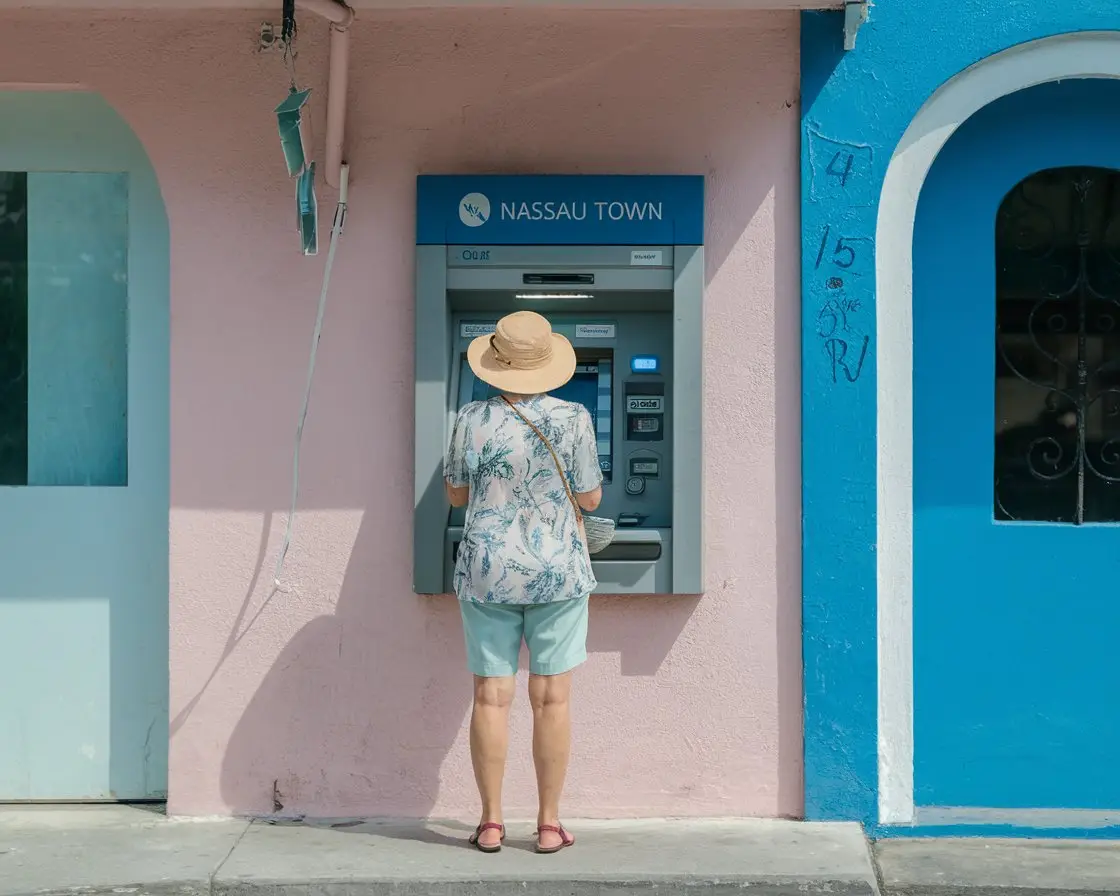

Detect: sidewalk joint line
[209, 818, 253, 893]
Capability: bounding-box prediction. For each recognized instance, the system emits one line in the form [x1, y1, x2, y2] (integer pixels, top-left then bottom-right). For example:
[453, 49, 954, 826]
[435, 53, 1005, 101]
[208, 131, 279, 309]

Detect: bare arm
[576, 485, 602, 512]
[445, 480, 469, 508]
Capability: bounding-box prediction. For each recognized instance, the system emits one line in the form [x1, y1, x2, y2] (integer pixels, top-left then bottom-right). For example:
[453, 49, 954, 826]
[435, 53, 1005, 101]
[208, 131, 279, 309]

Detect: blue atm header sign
[416, 174, 704, 246]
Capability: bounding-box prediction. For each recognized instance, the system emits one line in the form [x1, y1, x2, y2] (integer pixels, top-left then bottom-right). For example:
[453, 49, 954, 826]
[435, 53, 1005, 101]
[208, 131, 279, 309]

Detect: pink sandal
[536, 823, 575, 854]
[468, 822, 506, 853]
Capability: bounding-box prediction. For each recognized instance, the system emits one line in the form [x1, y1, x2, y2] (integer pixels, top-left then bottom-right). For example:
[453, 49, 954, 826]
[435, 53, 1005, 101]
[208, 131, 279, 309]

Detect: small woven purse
[501, 396, 615, 555]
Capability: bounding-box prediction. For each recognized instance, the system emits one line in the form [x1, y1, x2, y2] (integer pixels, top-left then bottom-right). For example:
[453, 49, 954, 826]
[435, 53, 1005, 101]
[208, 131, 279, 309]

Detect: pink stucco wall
[0, 7, 802, 818]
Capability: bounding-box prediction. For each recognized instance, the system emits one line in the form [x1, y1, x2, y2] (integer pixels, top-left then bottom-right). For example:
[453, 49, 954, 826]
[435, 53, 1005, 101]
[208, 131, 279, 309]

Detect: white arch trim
[876, 30, 1120, 825]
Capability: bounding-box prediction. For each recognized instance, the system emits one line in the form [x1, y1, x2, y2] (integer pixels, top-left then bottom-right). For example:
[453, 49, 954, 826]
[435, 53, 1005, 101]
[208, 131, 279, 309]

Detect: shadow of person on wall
[218, 503, 472, 820]
[586, 595, 699, 676]
[216, 506, 697, 823]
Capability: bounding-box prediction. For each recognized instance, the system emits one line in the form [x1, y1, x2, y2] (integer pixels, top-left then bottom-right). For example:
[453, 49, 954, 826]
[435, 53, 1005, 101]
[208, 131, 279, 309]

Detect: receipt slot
[413, 175, 704, 595]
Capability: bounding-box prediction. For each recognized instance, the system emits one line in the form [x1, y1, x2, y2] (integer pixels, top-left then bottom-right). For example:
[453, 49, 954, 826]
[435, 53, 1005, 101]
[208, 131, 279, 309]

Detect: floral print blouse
[444, 395, 603, 605]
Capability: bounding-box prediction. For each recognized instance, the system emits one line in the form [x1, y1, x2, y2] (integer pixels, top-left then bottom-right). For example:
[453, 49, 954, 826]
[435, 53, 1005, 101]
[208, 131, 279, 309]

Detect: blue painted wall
[800, 4, 1120, 830]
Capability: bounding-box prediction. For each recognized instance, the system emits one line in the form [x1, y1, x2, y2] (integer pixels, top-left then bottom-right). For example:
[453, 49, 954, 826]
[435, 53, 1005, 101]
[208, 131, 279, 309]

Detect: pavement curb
[10, 875, 879, 896]
[212, 878, 878, 896]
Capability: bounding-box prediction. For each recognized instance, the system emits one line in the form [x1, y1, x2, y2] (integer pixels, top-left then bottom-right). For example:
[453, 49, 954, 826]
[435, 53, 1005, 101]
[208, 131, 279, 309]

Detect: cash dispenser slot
[450, 527, 662, 566]
[522, 273, 595, 285]
[590, 529, 663, 562]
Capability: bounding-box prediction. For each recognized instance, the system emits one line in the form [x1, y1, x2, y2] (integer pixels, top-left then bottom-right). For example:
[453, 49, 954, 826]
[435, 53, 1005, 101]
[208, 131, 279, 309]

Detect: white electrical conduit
[273, 164, 350, 589]
[296, 0, 354, 188]
[269, 0, 353, 587]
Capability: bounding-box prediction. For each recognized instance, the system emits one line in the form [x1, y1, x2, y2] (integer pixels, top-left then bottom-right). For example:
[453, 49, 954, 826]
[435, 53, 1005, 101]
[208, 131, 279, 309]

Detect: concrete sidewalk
[3, 806, 1120, 896]
[2, 806, 874, 896]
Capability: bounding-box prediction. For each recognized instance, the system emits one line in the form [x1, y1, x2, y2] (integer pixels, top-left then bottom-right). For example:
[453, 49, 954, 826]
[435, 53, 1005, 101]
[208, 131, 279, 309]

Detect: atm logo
[459, 192, 490, 228]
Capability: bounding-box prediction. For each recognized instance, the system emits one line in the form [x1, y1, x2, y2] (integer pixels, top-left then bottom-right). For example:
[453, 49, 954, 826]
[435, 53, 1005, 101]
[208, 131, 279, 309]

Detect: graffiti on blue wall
[801, 1, 1120, 836]
[806, 128, 875, 385]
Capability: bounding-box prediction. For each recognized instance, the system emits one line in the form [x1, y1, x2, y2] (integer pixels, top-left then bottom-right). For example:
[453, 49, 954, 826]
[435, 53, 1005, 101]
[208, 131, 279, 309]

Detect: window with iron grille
[995, 166, 1120, 523]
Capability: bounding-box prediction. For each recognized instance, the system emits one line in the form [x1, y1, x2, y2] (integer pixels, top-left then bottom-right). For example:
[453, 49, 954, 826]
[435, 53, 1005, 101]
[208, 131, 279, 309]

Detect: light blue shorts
[459, 596, 590, 678]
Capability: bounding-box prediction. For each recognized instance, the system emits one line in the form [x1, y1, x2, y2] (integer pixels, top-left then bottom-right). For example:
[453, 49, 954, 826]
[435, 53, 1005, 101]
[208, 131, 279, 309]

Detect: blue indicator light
[631, 355, 659, 374]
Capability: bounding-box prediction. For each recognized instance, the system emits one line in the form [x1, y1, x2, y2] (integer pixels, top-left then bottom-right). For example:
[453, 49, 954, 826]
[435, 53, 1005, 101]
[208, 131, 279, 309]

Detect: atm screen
[458, 356, 614, 478]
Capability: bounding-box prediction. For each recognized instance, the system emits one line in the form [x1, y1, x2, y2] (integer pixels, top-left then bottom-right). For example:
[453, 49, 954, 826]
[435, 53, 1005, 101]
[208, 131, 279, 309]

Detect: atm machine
[413, 175, 704, 595]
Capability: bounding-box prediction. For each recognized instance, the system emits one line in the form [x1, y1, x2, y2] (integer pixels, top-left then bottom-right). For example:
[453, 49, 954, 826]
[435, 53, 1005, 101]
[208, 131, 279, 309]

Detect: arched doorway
[0, 91, 169, 799]
[911, 79, 1120, 813]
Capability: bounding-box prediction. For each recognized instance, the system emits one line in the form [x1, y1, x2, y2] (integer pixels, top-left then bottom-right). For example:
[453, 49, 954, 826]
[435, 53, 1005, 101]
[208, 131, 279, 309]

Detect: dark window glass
[0, 171, 129, 487]
[0, 173, 28, 485]
[995, 167, 1120, 523]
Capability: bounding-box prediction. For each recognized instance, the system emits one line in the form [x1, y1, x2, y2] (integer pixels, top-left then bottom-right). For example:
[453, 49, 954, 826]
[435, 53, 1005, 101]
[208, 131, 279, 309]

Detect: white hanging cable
[273, 164, 350, 588]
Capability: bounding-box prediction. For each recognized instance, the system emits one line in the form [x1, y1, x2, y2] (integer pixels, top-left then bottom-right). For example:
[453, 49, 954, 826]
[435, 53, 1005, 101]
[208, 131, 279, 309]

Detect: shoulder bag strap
[500, 396, 583, 523]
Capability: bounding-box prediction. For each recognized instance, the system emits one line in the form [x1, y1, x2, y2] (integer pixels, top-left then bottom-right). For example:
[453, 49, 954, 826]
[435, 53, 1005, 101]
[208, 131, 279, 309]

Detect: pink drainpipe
[296, 0, 354, 188]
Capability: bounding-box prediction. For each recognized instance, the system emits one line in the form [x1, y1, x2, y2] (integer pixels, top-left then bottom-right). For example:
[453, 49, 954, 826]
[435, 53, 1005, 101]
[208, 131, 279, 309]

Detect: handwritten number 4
[815, 225, 857, 270]
[826, 151, 855, 187]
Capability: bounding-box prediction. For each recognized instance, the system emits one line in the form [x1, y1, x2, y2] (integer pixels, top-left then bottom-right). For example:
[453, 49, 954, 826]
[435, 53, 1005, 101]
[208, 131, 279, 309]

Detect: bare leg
[470, 674, 515, 848]
[528, 671, 573, 850]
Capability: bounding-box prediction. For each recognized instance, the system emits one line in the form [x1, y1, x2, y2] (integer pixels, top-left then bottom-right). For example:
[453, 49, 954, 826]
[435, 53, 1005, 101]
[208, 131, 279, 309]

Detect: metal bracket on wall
[843, 0, 869, 51]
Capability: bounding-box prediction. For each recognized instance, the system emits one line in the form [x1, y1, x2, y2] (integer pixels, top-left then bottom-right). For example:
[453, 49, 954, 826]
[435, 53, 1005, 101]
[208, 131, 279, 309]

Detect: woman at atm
[443, 310, 603, 855]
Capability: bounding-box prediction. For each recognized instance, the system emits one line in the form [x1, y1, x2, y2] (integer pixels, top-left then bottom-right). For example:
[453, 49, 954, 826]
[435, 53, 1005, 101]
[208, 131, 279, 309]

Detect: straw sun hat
[467, 311, 576, 395]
